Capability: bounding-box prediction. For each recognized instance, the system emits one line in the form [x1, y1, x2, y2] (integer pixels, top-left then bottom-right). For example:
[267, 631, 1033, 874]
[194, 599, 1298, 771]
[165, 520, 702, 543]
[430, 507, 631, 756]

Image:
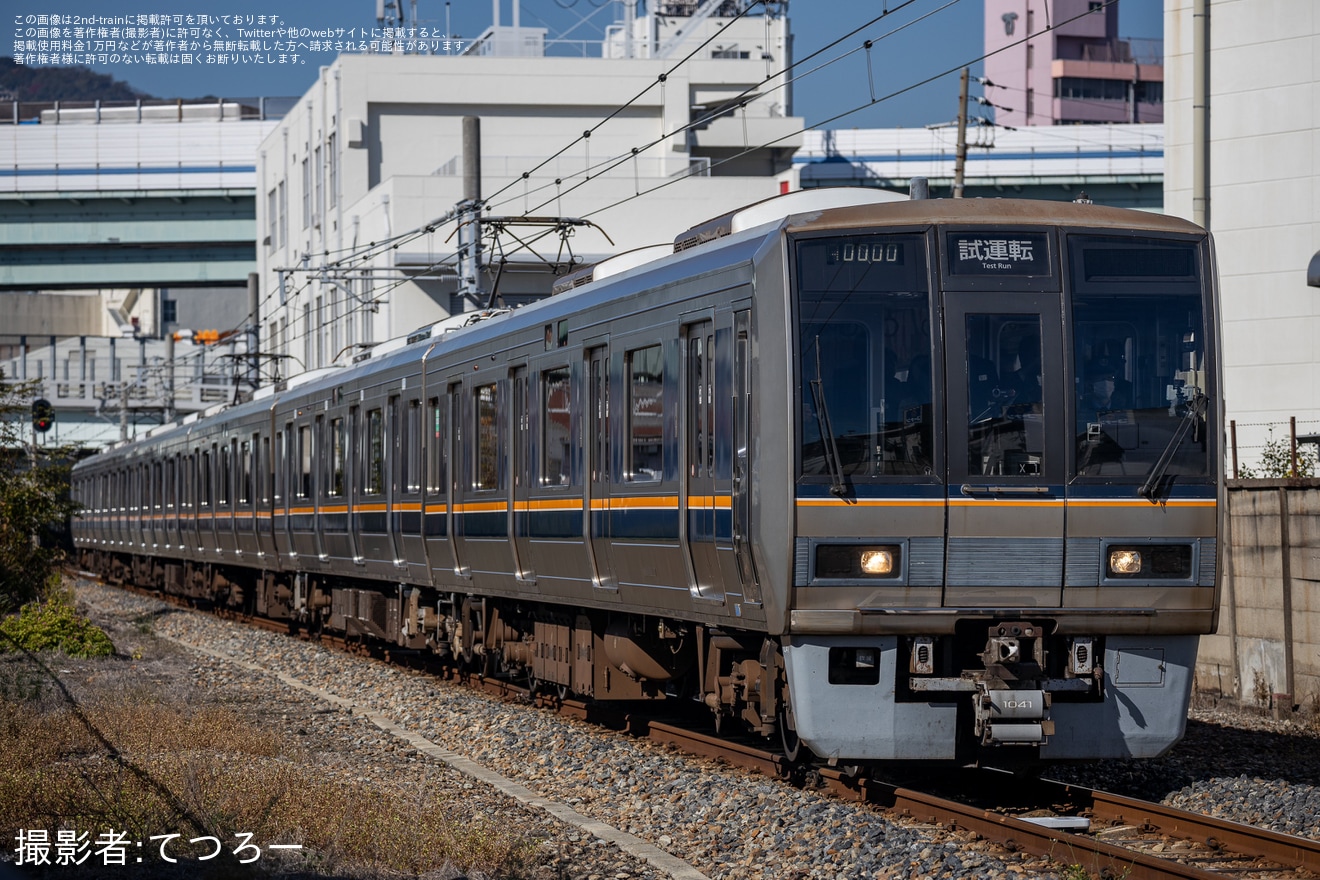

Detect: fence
[1227, 417, 1320, 479]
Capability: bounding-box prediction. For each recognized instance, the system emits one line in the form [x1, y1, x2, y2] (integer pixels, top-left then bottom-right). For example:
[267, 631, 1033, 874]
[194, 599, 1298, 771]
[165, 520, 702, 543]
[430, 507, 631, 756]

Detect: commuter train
[72, 187, 1222, 765]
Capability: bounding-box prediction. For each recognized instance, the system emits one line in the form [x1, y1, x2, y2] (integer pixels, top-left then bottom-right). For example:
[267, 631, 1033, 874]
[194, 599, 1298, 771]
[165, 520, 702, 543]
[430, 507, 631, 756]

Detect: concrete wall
[1197, 480, 1320, 716]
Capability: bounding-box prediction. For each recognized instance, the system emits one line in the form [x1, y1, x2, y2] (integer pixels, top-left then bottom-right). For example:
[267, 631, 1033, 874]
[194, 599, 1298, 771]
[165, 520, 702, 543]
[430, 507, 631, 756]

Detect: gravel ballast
[40, 581, 1320, 879]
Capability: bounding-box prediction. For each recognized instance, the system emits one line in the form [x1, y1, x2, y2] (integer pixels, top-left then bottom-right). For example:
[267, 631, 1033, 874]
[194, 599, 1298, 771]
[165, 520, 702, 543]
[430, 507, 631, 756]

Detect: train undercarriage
[83, 548, 1171, 767]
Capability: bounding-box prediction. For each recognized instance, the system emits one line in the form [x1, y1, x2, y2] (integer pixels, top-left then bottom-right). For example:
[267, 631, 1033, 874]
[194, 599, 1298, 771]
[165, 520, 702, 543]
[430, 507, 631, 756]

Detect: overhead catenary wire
[147, 0, 1130, 399]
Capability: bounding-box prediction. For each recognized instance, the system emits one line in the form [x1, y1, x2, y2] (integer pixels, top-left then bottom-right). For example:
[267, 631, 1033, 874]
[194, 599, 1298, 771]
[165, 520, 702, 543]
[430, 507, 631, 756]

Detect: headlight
[1109, 549, 1143, 576]
[1107, 545, 1194, 579]
[860, 549, 894, 575]
[816, 544, 901, 579]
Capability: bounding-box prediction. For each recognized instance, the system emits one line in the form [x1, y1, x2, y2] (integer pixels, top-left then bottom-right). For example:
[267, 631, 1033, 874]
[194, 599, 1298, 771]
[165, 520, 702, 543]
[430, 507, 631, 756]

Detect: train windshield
[795, 234, 934, 479]
[1068, 235, 1211, 481]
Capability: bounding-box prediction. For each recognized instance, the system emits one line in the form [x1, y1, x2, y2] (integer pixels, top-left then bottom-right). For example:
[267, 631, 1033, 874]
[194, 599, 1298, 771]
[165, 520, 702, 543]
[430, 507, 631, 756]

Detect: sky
[13, 0, 1163, 129]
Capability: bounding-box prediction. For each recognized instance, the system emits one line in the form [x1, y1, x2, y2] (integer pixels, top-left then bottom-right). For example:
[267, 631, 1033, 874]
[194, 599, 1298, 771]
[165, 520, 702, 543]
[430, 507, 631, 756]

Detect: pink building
[983, 0, 1162, 126]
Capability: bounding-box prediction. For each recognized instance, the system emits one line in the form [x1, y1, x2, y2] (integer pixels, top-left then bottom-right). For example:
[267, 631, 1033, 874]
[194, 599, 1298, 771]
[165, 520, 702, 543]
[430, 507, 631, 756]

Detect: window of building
[315, 295, 324, 367]
[301, 157, 310, 229]
[267, 187, 278, 249]
[313, 144, 323, 226]
[161, 298, 177, 325]
[328, 133, 337, 209]
[277, 181, 287, 249]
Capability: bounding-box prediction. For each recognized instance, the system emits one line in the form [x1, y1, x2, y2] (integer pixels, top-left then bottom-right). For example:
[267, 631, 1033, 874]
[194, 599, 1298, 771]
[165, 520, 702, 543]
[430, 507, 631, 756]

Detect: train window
[426, 397, 447, 494]
[795, 233, 933, 479]
[261, 436, 271, 505]
[201, 448, 212, 507]
[403, 401, 419, 496]
[688, 332, 714, 477]
[403, 399, 422, 494]
[1068, 236, 1209, 480]
[275, 428, 287, 503]
[298, 425, 312, 499]
[965, 316, 1045, 476]
[218, 442, 230, 506]
[328, 417, 345, 497]
[541, 368, 571, 486]
[474, 384, 499, 491]
[239, 440, 252, 505]
[366, 408, 385, 495]
[626, 345, 663, 482]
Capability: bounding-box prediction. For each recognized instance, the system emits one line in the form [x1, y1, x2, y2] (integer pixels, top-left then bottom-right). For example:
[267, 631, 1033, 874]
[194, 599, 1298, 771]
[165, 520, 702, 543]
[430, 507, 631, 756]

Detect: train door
[510, 366, 535, 584]
[942, 293, 1066, 607]
[397, 397, 427, 577]
[683, 318, 724, 602]
[584, 344, 614, 590]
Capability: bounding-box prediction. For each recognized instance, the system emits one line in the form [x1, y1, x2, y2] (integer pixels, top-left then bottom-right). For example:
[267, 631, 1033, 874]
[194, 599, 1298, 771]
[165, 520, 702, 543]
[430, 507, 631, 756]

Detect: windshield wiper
[1139, 391, 1208, 502]
[808, 342, 850, 499]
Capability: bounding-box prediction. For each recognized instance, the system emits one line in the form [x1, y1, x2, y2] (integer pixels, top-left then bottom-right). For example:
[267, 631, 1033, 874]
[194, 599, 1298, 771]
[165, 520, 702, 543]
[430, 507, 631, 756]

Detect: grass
[0, 641, 539, 878]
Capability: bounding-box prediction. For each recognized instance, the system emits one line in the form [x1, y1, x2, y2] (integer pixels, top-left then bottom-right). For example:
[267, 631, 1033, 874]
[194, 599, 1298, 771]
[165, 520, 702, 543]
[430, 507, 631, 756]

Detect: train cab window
[426, 397, 447, 494]
[328, 417, 345, 497]
[297, 425, 312, 499]
[965, 316, 1045, 475]
[541, 369, 571, 487]
[1068, 235, 1210, 480]
[366, 408, 385, 495]
[626, 346, 663, 482]
[795, 233, 933, 479]
[474, 384, 499, 491]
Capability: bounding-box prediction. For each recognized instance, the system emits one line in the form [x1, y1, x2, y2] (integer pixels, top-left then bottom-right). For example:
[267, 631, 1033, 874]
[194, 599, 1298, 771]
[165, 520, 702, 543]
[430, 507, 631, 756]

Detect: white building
[1164, 0, 1320, 471]
[258, 0, 801, 375]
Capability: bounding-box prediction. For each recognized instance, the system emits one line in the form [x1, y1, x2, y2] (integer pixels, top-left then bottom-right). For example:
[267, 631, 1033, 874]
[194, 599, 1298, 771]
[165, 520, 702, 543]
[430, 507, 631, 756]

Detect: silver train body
[72, 189, 1223, 764]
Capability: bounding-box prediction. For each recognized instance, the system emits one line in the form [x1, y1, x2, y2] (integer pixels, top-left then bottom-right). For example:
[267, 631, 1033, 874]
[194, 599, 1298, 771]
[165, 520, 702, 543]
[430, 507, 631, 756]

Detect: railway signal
[31, 398, 54, 433]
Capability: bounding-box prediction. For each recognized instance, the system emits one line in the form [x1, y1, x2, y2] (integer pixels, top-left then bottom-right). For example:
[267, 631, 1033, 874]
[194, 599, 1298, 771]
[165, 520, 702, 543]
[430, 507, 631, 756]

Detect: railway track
[83, 573, 1320, 880]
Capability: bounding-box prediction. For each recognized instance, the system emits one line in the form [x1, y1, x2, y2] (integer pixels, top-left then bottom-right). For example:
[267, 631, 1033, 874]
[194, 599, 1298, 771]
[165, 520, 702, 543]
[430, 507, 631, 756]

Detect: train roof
[780, 195, 1205, 237]
[77, 188, 1207, 468]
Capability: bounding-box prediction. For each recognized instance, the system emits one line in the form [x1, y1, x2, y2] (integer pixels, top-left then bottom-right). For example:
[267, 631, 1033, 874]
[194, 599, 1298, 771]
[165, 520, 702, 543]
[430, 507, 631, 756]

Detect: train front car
[777, 199, 1220, 765]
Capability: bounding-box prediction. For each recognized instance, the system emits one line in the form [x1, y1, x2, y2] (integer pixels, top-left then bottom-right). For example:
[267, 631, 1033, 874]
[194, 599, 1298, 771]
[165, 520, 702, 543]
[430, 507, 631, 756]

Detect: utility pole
[456, 116, 484, 308]
[953, 67, 969, 199]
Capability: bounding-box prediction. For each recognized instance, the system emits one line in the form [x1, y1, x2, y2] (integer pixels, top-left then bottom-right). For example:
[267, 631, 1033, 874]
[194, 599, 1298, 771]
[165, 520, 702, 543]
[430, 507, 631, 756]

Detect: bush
[0, 596, 114, 658]
[1238, 428, 1318, 478]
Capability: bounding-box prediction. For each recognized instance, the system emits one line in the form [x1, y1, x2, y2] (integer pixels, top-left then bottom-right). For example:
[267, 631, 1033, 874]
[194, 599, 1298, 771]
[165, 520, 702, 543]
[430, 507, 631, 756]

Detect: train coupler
[973, 684, 1054, 745]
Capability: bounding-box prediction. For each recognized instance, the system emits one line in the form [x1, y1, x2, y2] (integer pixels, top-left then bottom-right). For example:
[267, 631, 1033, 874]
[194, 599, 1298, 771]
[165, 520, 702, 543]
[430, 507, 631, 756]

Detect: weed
[1252, 668, 1271, 707]
[0, 690, 537, 877]
[0, 595, 114, 658]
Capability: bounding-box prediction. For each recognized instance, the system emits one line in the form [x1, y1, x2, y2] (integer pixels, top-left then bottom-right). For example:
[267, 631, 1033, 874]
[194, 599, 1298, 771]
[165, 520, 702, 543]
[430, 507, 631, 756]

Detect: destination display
[946, 231, 1051, 276]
